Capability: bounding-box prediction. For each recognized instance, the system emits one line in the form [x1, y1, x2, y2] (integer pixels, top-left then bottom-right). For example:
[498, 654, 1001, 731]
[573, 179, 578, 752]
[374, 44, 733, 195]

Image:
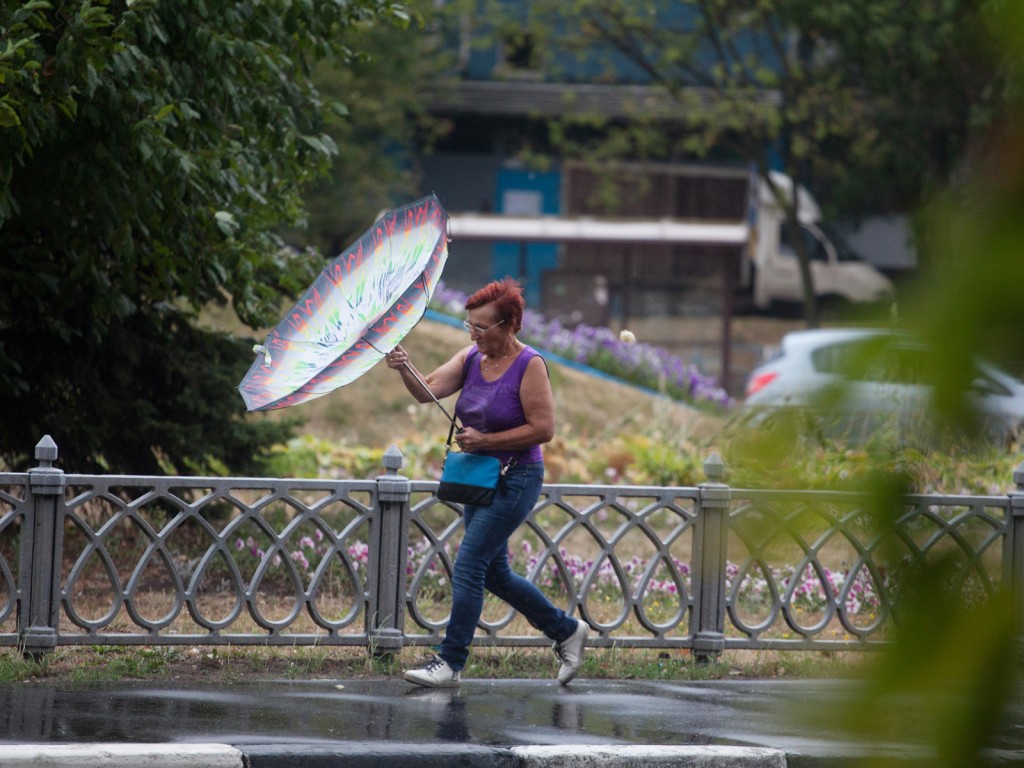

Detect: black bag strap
[445, 416, 460, 451]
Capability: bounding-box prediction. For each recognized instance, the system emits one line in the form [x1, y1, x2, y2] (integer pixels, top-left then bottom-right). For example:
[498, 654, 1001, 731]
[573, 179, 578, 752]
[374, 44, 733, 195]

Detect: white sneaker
[553, 619, 589, 685]
[403, 654, 461, 688]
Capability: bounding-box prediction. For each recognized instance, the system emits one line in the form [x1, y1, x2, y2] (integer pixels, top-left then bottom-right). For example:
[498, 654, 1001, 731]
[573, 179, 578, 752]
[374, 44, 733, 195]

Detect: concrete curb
[10, 743, 1022, 767]
[511, 745, 787, 767]
[0, 743, 244, 767]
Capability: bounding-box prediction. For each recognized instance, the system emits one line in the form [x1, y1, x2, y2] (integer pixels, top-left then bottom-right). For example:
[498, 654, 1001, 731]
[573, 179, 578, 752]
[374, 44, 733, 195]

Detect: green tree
[0, 0, 410, 474]
[507, 0, 1002, 326]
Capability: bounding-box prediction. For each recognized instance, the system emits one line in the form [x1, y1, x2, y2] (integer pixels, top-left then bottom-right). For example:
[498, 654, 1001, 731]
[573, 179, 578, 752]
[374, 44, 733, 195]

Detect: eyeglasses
[462, 319, 505, 334]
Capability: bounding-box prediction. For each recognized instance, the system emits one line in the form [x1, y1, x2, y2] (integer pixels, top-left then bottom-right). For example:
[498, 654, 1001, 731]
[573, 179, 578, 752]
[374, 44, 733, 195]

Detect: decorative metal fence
[2, 436, 1023, 659]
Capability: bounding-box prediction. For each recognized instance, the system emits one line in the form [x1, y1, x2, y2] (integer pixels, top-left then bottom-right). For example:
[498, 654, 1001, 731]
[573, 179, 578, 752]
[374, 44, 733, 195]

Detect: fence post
[692, 452, 730, 663]
[367, 445, 410, 658]
[19, 436, 66, 659]
[1007, 460, 1024, 646]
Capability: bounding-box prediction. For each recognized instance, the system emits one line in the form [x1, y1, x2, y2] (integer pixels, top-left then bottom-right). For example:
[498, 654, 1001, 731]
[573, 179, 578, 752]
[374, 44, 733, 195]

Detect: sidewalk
[1, 677, 1021, 767]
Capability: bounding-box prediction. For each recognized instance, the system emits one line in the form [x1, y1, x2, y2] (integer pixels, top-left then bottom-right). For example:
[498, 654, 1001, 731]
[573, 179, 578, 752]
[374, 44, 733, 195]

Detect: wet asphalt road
[2, 676, 1023, 758]
[5, 678, 821, 748]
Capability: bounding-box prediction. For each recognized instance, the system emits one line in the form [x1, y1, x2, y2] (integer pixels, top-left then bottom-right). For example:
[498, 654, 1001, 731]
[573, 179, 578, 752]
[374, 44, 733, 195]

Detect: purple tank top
[455, 345, 545, 466]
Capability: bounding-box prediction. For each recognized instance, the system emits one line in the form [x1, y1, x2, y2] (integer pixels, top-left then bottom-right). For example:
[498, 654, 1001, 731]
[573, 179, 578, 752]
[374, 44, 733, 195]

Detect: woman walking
[386, 278, 588, 688]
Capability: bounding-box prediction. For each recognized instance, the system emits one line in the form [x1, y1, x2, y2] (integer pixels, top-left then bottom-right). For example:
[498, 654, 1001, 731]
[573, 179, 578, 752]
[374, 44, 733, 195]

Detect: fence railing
[2, 436, 1023, 659]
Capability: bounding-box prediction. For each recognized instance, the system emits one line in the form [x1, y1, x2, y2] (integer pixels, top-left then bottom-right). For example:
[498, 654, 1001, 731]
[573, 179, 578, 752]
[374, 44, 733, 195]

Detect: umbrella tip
[253, 344, 272, 366]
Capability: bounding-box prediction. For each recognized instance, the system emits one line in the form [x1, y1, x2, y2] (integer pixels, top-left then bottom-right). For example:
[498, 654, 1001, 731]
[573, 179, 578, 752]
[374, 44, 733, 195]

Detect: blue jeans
[438, 462, 578, 671]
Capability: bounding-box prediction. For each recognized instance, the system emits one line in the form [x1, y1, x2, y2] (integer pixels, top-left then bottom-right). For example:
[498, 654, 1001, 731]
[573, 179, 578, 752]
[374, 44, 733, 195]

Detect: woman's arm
[386, 344, 470, 403]
[455, 356, 555, 452]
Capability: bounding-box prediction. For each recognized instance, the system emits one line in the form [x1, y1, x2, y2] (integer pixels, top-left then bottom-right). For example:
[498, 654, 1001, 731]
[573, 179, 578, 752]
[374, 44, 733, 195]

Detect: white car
[744, 328, 1024, 441]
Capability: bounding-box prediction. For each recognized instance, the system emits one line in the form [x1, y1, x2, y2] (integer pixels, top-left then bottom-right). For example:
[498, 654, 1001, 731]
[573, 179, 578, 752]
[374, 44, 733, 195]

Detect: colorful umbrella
[238, 194, 449, 411]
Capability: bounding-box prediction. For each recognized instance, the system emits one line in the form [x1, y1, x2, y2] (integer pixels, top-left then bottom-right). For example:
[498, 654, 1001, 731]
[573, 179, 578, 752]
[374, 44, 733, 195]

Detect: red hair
[465, 277, 525, 332]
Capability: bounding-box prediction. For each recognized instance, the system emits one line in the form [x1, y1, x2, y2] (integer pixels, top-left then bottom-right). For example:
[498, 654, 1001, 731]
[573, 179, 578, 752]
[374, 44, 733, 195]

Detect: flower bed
[430, 282, 731, 411]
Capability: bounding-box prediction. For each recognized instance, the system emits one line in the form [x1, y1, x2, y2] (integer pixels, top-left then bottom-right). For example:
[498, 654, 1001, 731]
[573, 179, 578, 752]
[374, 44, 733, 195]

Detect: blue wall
[492, 168, 561, 307]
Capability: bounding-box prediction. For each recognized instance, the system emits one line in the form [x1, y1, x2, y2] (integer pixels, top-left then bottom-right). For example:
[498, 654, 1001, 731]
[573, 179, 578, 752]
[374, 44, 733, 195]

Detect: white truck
[746, 170, 895, 310]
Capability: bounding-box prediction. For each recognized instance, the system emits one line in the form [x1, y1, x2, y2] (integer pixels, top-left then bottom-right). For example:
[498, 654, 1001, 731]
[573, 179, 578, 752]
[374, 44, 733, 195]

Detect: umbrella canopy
[238, 194, 449, 411]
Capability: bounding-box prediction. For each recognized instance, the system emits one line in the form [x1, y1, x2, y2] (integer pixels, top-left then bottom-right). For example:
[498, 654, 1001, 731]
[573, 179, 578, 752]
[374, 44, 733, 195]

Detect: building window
[498, 29, 542, 79]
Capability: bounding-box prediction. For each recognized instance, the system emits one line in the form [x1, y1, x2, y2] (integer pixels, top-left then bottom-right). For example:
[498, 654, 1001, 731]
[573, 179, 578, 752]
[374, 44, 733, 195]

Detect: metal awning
[448, 213, 748, 245]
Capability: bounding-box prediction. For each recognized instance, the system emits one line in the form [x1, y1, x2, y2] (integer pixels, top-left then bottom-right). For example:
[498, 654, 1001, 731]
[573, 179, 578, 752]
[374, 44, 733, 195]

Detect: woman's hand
[387, 344, 470, 404]
[455, 426, 487, 452]
[386, 345, 409, 370]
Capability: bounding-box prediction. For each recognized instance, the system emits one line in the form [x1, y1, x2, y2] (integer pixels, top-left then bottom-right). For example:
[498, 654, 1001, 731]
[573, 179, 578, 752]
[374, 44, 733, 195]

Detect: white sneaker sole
[403, 671, 461, 688]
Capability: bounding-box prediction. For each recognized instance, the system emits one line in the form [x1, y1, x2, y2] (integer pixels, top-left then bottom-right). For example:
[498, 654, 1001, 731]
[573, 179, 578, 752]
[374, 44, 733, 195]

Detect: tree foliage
[0, 0, 409, 473]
